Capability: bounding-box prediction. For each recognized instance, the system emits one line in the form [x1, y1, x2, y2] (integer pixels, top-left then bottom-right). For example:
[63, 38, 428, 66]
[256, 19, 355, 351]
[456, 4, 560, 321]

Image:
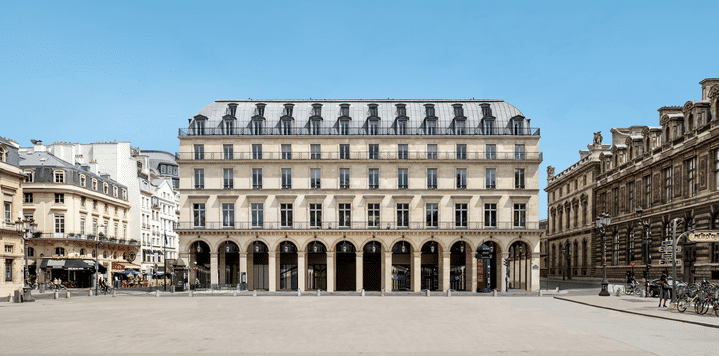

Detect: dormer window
[222, 116, 235, 135]
[480, 103, 492, 118]
[252, 119, 263, 135]
[113, 186, 118, 197]
[453, 104, 466, 135]
[396, 104, 406, 118]
[368, 104, 378, 118]
[26, 170, 34, 183]
[103, 183, 109, 194]
[80, 175, 86, 187]
[54, 170, 65, 183]
[367, 104, 380, 135]
[340, 104, 350, 117]
[193, 118, 206, 135]
[395, 104, 408, 135]
[92, 179, 98, 191]
[311, 120, 321, 135]
[227, 103, 238, 117]
[453, 104, 464, 118]
[310, 104, 323, 135]
[256, 103, 266, 117]
[283, 103, 294, 117]
[424, 104, 435, 118]
[311, 104, 322, 118]
[483, 118, 495, 135]
[512, 117, 525, 135]
[338, 104, 351, 135]
[0, 145, 6, 162]
[424, 104, 437, 135]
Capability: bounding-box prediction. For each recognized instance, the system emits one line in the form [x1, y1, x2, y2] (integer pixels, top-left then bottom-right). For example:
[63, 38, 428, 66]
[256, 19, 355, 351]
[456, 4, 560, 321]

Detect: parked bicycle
[623, 279, 641, 295]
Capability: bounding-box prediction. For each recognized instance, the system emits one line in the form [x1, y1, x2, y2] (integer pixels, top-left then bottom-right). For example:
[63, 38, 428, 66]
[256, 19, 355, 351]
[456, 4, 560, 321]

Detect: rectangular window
[223, 145, 233, 160]
[310, 168, 321, 189]
[339, 144, 350, 159]
[193, 203, 205, 227]
[456, 144, 466, 160]
[339, 120, 349, 135]
[252, 144, 262, 160]
[194, 145, 204, 160]
[194, 169, 204, 189]
[24, 193, 33, 203]
[456, 168, 467, 189]
[398, 144, 408, 160]
[338, 203, 351, 228]
[486, 144, 496, 160]
[715, 150, 719, 191]
[281, 144, 292, 160]
[369, 169, 379, 189]
[80, 217, 86, 236]
[486, 169, 496, 189]
[3, 202, 9, 222]
[426, 203, 438, 228]
[5, 259, 12, 282]
[397, 120, 408, 135]
[252, 168, 262, 189]
[281, 168, 292, 189]
[339, 168, 350, 189]
[369, 144, 379, 159]
[367, 203, 380, 227]
[311, 144, 321, 160]
[687, 158, 696, 197]
[455, 203, 468, 228]
[397, 203, 409, 228]
[280, 204, 293, 228]
[222, 203, 234, 227]
[311, 120, 321, 135]
[54, 171, 64, 183]
[426, 120, 437, 135]
[309, 203, 322, 228]
[628, 182, 634, 212]
[282, 120, 292, 135]
[613, 188, 619, 217]
[664, 167, 672, 203]
[369, 121, 379, 135]
[92, 218, 98, 235]
[427, 144, 437, 159]
[484, 204, 497, 228]
[427, 168, 438, 189]
[223, 168, 233, 189]
[515, 168, 525, 189]
[398, 168, 408, 189]
[515, 144, 525, 160]
[514, 204, 526, 228]
[455, 120, 466, 135]
[55, 214, 65, 233]
[55, 193, 64, 204]
[251, 203, 263, 228]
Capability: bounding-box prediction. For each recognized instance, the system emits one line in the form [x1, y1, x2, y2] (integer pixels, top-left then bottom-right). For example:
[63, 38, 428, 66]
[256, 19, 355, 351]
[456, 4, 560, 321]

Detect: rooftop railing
[179, 126, 540, 137]
[177, 221, 539, 231]
[178, 151, 543, 161]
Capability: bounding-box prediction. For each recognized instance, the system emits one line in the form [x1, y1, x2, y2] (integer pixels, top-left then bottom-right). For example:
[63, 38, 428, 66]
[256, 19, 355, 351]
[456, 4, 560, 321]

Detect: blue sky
[2, 0, 718, 219]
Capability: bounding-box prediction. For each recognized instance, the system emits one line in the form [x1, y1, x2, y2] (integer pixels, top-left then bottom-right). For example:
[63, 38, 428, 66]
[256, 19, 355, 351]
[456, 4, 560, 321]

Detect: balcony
[177, 221, 539, 231]
[179, 126, 540, 137]
[177, 151, 543, 161]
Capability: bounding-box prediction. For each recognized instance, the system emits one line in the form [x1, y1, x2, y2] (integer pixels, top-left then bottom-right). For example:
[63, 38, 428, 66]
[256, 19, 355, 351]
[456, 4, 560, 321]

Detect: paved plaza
[2, 290, 718, 355]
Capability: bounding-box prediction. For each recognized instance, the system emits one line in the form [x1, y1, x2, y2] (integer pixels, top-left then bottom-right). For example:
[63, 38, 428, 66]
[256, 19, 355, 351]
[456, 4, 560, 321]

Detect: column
[500, 252, 509, 292]
[531, 252, 540, 291]
[412, 251, 421, 292]
[0, 258, 4, 286]
[470, 253, 478, 292]
[326, 252, 335, 292]
[268, 251, 276, 292]
[218, 251, 226, 286]
[355, 251, 363, 291]
[210, 252, 218, 288]
[441, 252, 451, 292]
[297, 251, 306, 292]
[383, 250, 392, 292]
[239, 252, 247, 287]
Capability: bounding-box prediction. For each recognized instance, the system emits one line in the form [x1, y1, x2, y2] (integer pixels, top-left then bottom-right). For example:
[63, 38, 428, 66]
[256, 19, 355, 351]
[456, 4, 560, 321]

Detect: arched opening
[190, 240, 211, 290]
[363, 241, 382, 291]
[219, 240, 240, 288]
[307, 241, 327, 291]
[509, 240, 531, 290]
[391, 241, 412, 291]
[279, 241, 298, 290]
[421, 241, 440, 291]
[450, 241, 469, 291]
[335, 240, 356, 291]
[248, 241, 269, 290]
[478, 241, 500, 291]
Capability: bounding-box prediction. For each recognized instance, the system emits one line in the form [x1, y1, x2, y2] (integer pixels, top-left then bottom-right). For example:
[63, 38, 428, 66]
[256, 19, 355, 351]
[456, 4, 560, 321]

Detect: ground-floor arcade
[177, 231, 541, 293]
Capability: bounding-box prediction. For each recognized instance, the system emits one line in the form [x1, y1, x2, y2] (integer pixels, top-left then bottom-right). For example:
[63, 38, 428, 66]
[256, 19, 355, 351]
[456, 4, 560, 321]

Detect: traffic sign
[660, 259, 682, 266]
[661, 240, 673, 246]
[630, 261, 636, 267]
[662, 253, 673, 260]
[660, 246, 681, 253]
[688, 231, 719, 242]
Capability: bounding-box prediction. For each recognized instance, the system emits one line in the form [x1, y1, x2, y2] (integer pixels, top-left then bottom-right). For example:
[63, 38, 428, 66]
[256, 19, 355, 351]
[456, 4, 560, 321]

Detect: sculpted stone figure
[547, 166, 555, 178]
[593, 131, 603, 145]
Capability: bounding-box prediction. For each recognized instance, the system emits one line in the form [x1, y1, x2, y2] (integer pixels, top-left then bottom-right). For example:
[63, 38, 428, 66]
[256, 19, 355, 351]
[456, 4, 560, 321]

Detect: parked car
[648, 277, 686, 297]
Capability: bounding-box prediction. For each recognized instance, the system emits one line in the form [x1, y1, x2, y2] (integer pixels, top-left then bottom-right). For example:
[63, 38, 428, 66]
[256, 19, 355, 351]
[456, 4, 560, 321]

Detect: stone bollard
[493, 290, 498, 297]
[361, 289, 365, 297]
[539, 290, 543, 297]
[14, 290, 22, 303]
[555, 287, 559, 292]
[189, 290, 193, 297]
[253, 290, 257, 297]
[8, 295, 12, 302]
[155, 290, 160, 297]
[171, 286, 175, 293]
[447, 289, 452, 297]
[89, 290, 93, 297]
[426, 289, 430, 297]
[297, 290, 301, 297]
[233, 290, 237, 297]
[615, 288, 621, 297]
[640, 290, 646, 298]
[54, 292, 59, 299]
[40, 285, 45, 293]
[381, 288, 385, 297]
[112, 290, 116, 297]
[316, 289, 320, 297]
[66, 291, 71, 299]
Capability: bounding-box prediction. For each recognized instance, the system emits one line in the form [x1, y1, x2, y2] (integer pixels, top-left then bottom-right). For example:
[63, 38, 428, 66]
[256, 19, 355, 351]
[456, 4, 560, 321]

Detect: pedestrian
[505, 276, 511, 291]
[658, 273, 669, 307]
[195, 277, 200, 290]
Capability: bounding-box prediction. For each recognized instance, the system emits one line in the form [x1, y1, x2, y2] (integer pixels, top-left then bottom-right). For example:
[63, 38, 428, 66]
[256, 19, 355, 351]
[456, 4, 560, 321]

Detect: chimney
[31, 139, 46, 152]
[89, 160, 99, 175]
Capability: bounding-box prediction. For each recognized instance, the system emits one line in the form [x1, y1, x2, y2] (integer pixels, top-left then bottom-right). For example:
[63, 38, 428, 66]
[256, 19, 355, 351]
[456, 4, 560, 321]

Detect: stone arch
[445, 237, 476, 253]
[385, 236, 418, 253]
[181, 236, 215, 254]
[270, 236, 302, 253]
[245, 237, 272, 253]
[330, 238, 358, 252]
[416, 237, 447, 254]
[301, 237, 331, 253]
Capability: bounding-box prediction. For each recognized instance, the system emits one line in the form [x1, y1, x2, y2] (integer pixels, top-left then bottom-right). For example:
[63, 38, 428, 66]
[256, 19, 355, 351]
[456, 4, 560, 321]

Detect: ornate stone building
[176, 99, 543, 293]
[594, 79, 719, 283]
[544, 135, 610, 280]
[0, 136, 26, 298]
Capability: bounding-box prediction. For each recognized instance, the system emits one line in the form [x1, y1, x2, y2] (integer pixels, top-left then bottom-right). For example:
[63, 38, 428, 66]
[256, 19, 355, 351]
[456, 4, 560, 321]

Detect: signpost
[687, 232, 719, 242]
[660, 245, 681, 253]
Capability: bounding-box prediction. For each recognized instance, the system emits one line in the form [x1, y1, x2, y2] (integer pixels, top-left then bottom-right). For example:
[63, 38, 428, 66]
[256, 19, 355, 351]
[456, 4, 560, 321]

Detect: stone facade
[177, 99, 543, 292]
[0, 137, 26, 298]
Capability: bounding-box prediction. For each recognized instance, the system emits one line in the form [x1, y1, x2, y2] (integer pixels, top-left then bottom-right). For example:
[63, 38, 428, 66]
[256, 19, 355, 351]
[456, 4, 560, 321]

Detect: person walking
[658, 273, 669, 307]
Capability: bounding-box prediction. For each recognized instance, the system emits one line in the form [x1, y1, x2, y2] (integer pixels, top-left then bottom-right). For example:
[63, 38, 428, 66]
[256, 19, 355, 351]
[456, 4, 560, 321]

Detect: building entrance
[251, 241, 269, 290]
[335, 241, 356, 291]
[421, 241, 439, 290]
[363, 241, 381, 291]
[279, 241, 298, 290]
[392, 241, 412, 291]
[450, 241, 468, 291]
[307, 241, 327, 290]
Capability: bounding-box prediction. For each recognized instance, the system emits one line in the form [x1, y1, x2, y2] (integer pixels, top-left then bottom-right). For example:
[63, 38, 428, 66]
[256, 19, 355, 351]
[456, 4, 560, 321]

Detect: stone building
[18, 142, 138, 287]
[544, 135, 610, 281]
[176, 99, 543, 293]
[0, 137, 26, 298]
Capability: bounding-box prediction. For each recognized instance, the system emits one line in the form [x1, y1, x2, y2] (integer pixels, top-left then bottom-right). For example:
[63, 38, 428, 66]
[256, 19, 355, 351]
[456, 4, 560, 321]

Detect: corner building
[177, 100, 542, 292]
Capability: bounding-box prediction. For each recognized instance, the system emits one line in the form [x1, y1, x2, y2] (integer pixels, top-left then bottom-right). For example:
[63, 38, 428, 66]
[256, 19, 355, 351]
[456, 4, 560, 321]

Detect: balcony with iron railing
[177, 221, 539, 231]
[179, 126, 540, 137]
[178, 150, 542, 161]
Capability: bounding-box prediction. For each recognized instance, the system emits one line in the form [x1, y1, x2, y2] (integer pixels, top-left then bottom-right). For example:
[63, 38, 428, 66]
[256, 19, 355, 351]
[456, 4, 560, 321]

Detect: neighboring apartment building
[0, 137, 26, 298]
[544, 135, 610, 281]
[177, 99, 543, 292]
[594, 78, 719, 283]
[18, 142, 137, 287]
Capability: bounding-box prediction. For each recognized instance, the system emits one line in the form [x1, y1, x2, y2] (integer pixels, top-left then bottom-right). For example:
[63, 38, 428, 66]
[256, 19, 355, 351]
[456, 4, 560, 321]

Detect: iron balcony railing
[179, 126, 540, 137]
[178, 151, 542, 161]
[177, 221, 539, 231]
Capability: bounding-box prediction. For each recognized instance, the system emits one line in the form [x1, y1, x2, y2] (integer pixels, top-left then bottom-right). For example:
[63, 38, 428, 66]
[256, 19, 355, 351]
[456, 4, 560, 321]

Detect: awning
[39, 258, 106, 273]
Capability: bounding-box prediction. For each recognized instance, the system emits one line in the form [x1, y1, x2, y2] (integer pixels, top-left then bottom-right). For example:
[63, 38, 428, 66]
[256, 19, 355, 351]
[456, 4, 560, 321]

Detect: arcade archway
[363, 241, 382, 291]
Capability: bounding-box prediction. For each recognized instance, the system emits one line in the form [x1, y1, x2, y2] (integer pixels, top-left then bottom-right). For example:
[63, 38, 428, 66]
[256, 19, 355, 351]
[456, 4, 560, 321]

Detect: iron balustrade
[177, 151, 543, 161]
[179, 126, 540, 137]
[177, 221, 538, 231]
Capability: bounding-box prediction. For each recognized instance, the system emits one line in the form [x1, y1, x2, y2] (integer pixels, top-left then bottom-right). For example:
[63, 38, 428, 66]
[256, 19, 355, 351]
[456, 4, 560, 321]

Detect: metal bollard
[361, 289, 365, 297]
[66, 291, 71, 298]
[156, 290, 160, 297]
[171, 286, 175, 293]
[189, 290, 193, 297]
[54, 291, 59, 299]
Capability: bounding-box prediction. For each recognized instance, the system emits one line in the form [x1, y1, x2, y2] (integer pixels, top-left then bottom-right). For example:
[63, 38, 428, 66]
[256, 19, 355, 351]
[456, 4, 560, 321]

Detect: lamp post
[15, 216, 37, 302]
[560, 244, 565, 281]
[635, 207, 652, 297]
[596, 212, 611, 296]
[95, 223, 107, 296]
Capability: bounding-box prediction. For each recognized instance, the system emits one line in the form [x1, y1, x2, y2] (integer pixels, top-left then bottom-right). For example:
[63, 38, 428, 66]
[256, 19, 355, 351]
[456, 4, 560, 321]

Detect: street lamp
[636, 206, 652, 297]
[95, 222, 107, 296]
[15, 216, 37, 302]
[596, 212, 611, 296]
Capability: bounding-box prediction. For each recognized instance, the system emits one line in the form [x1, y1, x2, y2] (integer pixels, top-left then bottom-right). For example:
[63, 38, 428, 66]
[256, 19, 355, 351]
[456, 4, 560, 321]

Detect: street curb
[554, 296, 719, 329]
